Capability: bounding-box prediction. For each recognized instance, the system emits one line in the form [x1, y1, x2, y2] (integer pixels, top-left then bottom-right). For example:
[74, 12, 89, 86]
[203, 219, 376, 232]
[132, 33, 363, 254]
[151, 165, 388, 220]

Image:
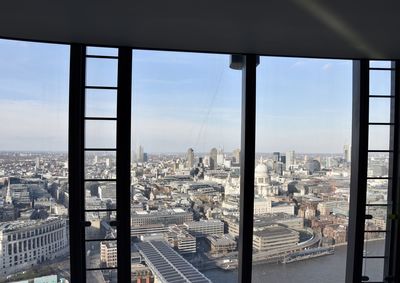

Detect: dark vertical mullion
[346, 60, 369, 283]
[68, 44, 86, 282]
[116, 47, 132, 282]
[238, 54, 257, 283]
[385, 60, 400, 283]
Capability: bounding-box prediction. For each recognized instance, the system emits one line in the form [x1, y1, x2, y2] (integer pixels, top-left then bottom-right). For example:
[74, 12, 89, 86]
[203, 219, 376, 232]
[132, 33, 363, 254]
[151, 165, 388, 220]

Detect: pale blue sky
[0, 39, 389, 153]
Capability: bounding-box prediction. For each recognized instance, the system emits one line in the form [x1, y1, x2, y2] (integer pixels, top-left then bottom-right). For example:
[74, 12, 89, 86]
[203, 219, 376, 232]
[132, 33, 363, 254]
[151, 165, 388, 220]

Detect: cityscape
[0, 145, 388, 282]
[0, 40, 388, 283]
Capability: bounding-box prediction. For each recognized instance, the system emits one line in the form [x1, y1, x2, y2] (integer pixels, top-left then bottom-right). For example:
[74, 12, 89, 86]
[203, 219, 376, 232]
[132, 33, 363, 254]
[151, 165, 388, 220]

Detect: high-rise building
[286, 150, 295, 171]
[186, 148, 194, 168]
[272, 152, 280, 162]
[217, 148, 224, 166]
[209, 148, 218, 169]
[344, 144, 351, 163]
[233, 148, 241, 164]
[136, 145, 144, 162]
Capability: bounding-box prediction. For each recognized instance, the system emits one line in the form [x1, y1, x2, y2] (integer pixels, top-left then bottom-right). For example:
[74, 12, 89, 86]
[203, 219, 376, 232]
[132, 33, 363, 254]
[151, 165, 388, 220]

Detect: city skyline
[0, 39, 368, 153]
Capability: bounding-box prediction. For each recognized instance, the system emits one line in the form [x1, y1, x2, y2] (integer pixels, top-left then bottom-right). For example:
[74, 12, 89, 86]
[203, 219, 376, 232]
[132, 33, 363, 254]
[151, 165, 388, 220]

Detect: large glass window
[0, 39, 70, 282]
[253, 57, 354, 282]
[130, 50, 241, 282]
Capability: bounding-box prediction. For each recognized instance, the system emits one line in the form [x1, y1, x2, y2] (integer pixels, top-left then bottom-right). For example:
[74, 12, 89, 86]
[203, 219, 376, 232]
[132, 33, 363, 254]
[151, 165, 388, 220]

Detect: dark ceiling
[1, 0, 399, 59]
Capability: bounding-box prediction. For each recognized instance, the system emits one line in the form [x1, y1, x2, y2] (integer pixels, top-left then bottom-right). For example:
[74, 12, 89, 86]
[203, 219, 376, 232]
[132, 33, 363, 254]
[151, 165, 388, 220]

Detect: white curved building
[0, 217, 69, 277]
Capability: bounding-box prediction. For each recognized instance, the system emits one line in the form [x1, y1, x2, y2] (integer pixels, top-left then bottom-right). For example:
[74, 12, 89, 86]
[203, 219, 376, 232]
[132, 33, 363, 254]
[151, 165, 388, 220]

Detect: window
[0, 40, 394, 283]
[130, 50, 241, 283]
[0, 39, 70, 281]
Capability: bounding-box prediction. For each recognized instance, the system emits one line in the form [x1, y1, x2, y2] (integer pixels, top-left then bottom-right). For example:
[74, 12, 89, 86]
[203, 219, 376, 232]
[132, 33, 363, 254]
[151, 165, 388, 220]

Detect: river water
[203, 240, 385, 283]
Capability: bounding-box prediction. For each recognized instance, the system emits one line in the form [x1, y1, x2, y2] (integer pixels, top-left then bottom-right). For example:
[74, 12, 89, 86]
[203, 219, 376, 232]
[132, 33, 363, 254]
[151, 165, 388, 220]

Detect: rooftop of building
[253, 226, 299, 238]
[0, 216, 64, 233]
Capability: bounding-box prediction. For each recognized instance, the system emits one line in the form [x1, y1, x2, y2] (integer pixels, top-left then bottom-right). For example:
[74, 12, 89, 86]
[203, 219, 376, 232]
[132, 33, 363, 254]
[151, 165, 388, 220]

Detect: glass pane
[85, 151, 116, 180]
[87, 270, 117, 282]
[0, 39, 70, 281]
[368, 152, 389, 178]
[131, 50, 241, 283]
[86, 240, 117, 269]
[369, 97, 391, 123]
[85, 212, 117, 240]
[362, 258, 384, 282]
[85, 120, 116, 148]
[86, 57, 118, 87]
[370, 61, 392, 69]
[363, 235, 386, 257]
[365, 206, 387, 232]
[85, 181, 116, 209]
[86, 89, 117, 118]
[367, 179, 388, 204]
[254, 57, 352, 283]
[370, 70, 392, 96]
[368, 125, 391, 150]
[87, 46, 118, 57]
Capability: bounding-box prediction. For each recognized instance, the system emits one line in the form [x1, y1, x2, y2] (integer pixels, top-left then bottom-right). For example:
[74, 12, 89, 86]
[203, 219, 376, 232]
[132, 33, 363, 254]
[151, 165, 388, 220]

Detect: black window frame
[68, 44, 400, 283]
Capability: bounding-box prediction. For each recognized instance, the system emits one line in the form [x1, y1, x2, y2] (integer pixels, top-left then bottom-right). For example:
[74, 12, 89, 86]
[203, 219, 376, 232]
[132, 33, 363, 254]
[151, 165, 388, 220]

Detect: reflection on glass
[0, 39, 70, 281]
[131, 50, 241, 283]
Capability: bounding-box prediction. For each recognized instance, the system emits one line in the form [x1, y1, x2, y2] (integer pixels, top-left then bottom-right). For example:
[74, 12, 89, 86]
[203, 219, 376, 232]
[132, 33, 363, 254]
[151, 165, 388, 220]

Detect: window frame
[68, 45, 400, 283]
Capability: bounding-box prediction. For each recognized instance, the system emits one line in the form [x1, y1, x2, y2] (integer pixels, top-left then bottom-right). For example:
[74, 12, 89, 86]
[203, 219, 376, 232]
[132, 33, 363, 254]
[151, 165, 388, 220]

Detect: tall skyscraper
[344, 144, 351, 163]
[233, 148, 241, 164]
[217, 148, 224, 166]
[272, 152, 280, 162]
[136, 145, 144, 162]
[186, 148, 194, 168]
[209, 148, 218, 169]
[286, 150, 295, 171]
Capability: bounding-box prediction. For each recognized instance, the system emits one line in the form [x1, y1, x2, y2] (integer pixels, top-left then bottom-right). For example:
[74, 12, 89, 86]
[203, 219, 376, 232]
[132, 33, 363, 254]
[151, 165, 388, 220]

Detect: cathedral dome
[255, 163, 269, 178]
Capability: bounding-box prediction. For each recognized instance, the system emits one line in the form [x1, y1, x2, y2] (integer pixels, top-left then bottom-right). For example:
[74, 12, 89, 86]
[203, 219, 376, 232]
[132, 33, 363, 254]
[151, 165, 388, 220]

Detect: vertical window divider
[385, 60, 400, 282]
[69, 44, 87, 283]
[116, 47, 132, 282]
[238, 54, 257, 283]
[346, 60, 369, 283]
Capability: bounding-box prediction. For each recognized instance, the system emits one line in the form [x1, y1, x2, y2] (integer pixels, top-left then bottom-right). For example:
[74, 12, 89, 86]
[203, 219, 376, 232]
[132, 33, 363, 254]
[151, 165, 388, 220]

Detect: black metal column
[385, 61, 400, 283]
[346, 60, 369, 283]
[238, 54, 257, 283]
[68, 44, 86, 282]
[116, 47, 132, 282]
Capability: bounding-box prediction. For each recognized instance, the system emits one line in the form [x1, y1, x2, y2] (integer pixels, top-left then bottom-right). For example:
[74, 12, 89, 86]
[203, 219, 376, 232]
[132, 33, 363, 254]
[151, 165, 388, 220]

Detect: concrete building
[0, 217, 68, 277]
[186, 148, 194, 168]
[100, 241, 117, 267]
[206, 234, 237, 254]
[184, 220, 224, 237]
[131, 208, 193, 227]
[253, 225, 299, 253]
[165, 225, 196, 254]
[209, 148, 218, 170]
[286, 150, 296, 171]
[344, 144, 351, 163]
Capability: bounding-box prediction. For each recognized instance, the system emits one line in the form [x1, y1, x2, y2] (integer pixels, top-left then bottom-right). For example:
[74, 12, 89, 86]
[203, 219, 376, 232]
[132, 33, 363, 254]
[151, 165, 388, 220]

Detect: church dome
[255, 163, 269, 178]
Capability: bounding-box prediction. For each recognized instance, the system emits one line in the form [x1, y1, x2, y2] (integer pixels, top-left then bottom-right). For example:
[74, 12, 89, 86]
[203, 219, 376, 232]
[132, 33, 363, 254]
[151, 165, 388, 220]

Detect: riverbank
[203, 240, 386, 283]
